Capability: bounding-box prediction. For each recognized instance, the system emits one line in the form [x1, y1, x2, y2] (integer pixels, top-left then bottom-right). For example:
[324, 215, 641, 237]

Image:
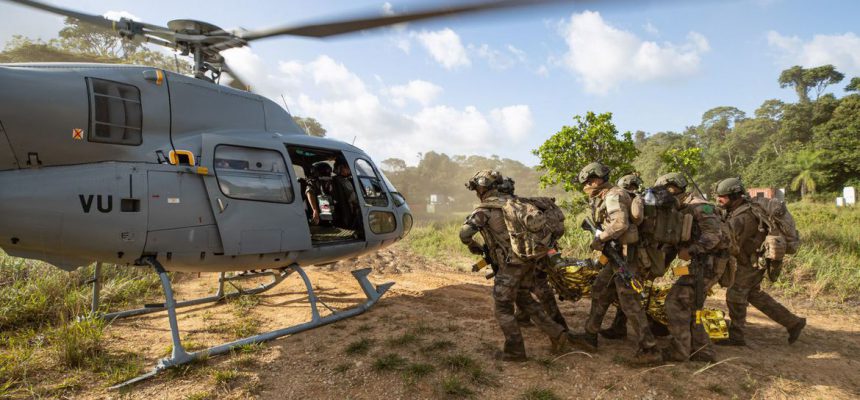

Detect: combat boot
[496, 339, 527, 362]
[494, 350, 527, 362]
[599, 312, 627, 340]
[715, 336, 746, 347]
[567, 331, 598, 352]
[550, 331, 574, 354]
[787, 318, 806, 345]
[632, 347, 663, 365]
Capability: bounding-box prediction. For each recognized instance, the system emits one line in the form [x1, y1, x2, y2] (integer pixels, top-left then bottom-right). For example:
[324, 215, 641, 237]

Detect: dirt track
[88, 246, 860, 399]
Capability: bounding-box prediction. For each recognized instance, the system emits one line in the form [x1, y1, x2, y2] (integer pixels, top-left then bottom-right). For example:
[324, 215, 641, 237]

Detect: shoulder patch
[702, 204, 714, 214]
[605, 194, 621, 213]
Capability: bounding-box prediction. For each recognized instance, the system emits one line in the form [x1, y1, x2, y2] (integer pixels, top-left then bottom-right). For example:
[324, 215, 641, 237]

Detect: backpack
[748, 197, 800, 260]
[638, 186, 690, 246]
[495, 196, 565, 261]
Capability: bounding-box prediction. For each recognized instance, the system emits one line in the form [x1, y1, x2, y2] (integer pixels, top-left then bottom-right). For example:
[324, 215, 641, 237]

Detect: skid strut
[108, 258, 393, 390]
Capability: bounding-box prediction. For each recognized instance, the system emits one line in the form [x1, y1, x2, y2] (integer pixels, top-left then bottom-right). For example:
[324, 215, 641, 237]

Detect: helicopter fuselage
[0, 63, 412, 272]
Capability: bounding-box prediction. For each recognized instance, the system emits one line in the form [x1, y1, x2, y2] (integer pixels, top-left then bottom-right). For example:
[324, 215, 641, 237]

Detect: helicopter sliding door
[201, 134, 310, 256]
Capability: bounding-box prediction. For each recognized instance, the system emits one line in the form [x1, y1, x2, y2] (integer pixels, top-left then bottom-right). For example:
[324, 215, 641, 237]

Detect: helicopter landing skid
[108, 257, 393, 390]
[90, 266, 293, 321]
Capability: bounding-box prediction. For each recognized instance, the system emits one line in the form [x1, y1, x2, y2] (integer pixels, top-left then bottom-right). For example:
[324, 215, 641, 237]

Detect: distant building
[748, 187, 785, 201]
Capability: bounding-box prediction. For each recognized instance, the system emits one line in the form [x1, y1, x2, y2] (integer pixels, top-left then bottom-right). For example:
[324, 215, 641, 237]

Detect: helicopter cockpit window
[87, 78, 142, 146]
[214, 145, 293, 203]
[354, 159, 389, 207]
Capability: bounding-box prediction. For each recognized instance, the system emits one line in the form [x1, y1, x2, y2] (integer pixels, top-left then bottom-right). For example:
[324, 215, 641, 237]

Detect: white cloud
[382, 2, 394, 16]
[536, 65, 549, 77]
[767, 31, 860, 75]
[490, 105, 533, 141]
[387, 80, 443, 107]
[222, 50, 531, 164]
[415, 28, 471, 70]
[471, 43, 529, 70]
[643, 22, 659, 36]
[103, 10, 140, 21]
[561, 11, 709, 95]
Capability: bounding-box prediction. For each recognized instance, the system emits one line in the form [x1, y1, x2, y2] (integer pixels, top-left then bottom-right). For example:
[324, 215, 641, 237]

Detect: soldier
[498, 177, 568, 330]
[656, 173, 725, 362]
[714, 178, 806, 346]
[598, 173, 643, 340]
[569, 162, 661, 364]
[459, 170, 573, 361]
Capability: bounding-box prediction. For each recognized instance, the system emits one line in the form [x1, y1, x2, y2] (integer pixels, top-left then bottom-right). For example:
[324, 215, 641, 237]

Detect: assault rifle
[471, 244, 498, 279]
[693, 253, 712, 325]
[581, 217, 644, 296]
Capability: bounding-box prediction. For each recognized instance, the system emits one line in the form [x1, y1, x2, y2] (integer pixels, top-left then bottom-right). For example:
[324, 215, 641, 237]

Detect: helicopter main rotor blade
[240, 0, 574, 41]
[4, 0, 173, 36]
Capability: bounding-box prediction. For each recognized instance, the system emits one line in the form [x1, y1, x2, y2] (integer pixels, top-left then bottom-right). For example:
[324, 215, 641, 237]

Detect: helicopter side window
[354, 159, 389, 208]
[214, 145, 293, 203]
[86, 78, 142, 146]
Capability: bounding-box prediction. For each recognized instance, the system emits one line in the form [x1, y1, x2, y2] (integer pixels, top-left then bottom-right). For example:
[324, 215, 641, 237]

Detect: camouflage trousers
[726, 258, 803, 341]
[585, 261, 656, 350]
[514, 269, 568, 330]
[664, 257, 724, 361]
[494, 262, 566, 357]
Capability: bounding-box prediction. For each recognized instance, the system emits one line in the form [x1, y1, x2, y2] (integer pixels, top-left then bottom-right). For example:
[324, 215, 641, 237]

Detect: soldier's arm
[688, 205, 721, 254]
[599, 192, 630, 241]
[460, 210, 488, 253]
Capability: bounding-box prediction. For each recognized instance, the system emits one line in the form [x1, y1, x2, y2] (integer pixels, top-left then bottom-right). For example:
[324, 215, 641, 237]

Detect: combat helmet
[578, 162, 611, 184]
[466, 169, 503, 191]
[617, 174, 643, 191]
[310, 161, 333, 179]
[655, 172, 688, 190]
[715, 177, 746, 196]
[497, 177, 516, 195]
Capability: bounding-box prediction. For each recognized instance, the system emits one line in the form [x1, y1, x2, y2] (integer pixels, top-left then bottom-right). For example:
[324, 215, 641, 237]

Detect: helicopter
[0, 0, 575, 389]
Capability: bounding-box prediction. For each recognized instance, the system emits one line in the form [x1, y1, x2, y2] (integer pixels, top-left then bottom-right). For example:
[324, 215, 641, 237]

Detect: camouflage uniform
[514, 267, 568, 330]
[583, 184, 657, 354]
[723, 198, 804, 343]
[460, 183, 567, 359]
[663, 192, 725, 361]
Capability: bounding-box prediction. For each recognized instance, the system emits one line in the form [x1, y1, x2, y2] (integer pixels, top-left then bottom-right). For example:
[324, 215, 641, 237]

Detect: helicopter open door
[201, 134, 310, 256]
[345, 153, 402, 246]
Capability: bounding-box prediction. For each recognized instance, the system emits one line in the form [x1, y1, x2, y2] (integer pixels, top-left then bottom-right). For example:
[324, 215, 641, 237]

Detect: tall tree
[789, 149, 825, 200]
[779, 65, 845, 103]
[533, 111, 639, 192]
[846, 77, 860, 92]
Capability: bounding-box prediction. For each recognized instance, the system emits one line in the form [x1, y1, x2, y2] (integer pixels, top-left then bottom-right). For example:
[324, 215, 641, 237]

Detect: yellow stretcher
[544, 260, 729, 340]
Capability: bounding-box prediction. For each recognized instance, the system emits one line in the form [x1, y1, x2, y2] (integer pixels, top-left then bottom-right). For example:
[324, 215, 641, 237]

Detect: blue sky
[2, 0, 859, 166]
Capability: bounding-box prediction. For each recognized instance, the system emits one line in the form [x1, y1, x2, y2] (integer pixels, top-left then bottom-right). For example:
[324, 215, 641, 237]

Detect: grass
[402, 362, 435, 385]
[345, 338, 373, 355]
[442, 353, 497, 386]
[388, 332, 421, 347]
[50, 317, 105, 368]
[774, 203, 860, 301]
[372, 353, 408, 371]
[422, 339, 455, 354]
[439, 375, 474, 398]
[521, 387, 562, 400]
[402, 220, 473, 262]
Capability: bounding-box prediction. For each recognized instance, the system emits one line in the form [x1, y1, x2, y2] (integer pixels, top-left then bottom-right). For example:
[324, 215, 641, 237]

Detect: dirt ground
[78, 246, 860, 399]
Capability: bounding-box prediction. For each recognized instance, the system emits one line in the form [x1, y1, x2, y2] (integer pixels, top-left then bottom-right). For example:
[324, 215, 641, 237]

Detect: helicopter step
[108, 257, 393, 390]
[87, 264, 294, 320]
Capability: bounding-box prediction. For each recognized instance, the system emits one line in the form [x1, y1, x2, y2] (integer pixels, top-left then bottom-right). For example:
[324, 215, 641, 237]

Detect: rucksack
[638, 186, 691, 246]
[748, 197, 800, 260]
[492, 196, 565, 261]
